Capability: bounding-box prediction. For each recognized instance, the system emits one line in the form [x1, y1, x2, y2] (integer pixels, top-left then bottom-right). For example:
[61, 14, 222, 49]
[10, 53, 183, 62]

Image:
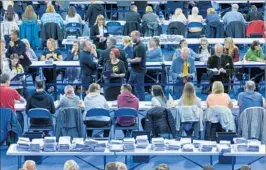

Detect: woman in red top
[223, 37, 240, 62]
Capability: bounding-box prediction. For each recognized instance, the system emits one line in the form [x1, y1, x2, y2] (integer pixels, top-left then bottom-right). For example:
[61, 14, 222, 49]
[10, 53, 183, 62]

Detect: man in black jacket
[207, 44, 234, 93]
[7, 29, 31, 72]
[99, 37, 128, 71]
[125, 5, 141, 23]
[26, 81, 55, 126]
[85, 0, 105, 27]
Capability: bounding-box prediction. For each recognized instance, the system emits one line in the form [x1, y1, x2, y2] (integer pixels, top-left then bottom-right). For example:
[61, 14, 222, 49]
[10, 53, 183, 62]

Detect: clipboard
[11, 73, 24, 81]
[103, 70, 113, 77]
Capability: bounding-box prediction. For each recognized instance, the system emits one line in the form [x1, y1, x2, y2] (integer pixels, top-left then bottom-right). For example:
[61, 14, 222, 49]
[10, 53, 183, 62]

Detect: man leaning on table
[0, 73, 26, 130]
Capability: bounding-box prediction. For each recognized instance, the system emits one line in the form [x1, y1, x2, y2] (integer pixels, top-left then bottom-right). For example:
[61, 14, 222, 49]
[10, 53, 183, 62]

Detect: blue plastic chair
[113, 107, 139, 138]
[85, 108, 112, 139]
[66, 22, 82, 37]
[106, 21, 122, 35]
[27, 108, 53, 133]
[187, 22, 204, 38]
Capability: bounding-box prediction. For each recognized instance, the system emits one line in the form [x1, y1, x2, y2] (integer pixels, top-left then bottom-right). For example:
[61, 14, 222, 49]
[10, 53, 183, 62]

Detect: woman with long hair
[65, 6, 84, 25]
[90, 14, 108, 50]
[178, 82, 201, 108]
[4, 5, 19, 23]
[22, 5, 37, 21]
[151, 85, 167, 107]
[224, 37, 240, 62]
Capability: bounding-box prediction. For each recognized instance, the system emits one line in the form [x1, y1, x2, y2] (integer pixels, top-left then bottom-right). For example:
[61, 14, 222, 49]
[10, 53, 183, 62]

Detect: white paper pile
[94, 141, 107, 152]
[58, 136, 71, 152]
[123, 138, 135, 152]
[152, 138, 166, 151]
[17, 137, 30, 151]
[43, 137, 57, 152]
[193, 140, 202, 148]
[71, 138, 84, 152]
[83, 139, 98, 152]
[109, 140, 123, 152]
[199, 141, 217, 152]
[166, 140, 180, 150]
[217, 144, 231, 153]
[233, 137, 248, 144]
[247, 140, 261, 152]
[30, 139, 43, 152]
[180, 138, 192, 147]
[136, 135, 149, 148]
[182, 144, 194, 152]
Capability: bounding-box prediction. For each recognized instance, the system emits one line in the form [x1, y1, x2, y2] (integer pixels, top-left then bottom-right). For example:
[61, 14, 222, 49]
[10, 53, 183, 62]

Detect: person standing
[128, 31, 146, 101]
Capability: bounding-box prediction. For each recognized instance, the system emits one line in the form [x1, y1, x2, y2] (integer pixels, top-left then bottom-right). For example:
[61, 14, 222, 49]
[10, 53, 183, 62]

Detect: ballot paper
[165, 139, 180, 150]
[182, 144, 194, 152]
[123, 138, 135, 152]
[58, 136, 71, 152]
[30, 139, 44, 152]
[152, 138, 166, 151]
[109, 140, 123, 152]
[136, 135, 149, 148]
[17, 138, 31, 151]
[233, 137, 248, 144]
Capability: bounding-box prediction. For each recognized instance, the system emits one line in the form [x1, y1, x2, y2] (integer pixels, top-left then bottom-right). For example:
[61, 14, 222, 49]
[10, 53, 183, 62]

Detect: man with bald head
[223, 4, 246, 25]
[23, 160, 36, 170]
[170, 47, 196, 99]
[207, 44, 234, 93]
[128, 31, 146, 101]
[238, 81, 264, 114]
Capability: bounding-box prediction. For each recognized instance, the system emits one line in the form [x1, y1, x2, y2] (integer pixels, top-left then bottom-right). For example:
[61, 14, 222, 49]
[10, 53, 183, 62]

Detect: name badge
[104, 29, 107, 33]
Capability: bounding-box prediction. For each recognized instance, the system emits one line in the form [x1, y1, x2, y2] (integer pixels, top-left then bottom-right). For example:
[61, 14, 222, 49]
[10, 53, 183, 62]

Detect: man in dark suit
[125, 5, 141, 23]
[207, 44, 234, 93]
[99, 37, 128, 71]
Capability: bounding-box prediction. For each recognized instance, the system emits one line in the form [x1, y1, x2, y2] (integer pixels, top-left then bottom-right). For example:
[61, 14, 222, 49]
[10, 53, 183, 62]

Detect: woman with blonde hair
[22, 5, 37, 21]
[142, 6, 159, 27]
[205, 8, 220, 24]
[90, 14, 108, 49]
[64, 160, 79, 170]
[40, 4, 64, 28]
[206, 81, 233, 108]
[122, 36, 133, 58]
[224, 37, 240, 62]
[188, 7, 203, 33]
[171, 8, 187, 24]
[178, 82, 201, 108]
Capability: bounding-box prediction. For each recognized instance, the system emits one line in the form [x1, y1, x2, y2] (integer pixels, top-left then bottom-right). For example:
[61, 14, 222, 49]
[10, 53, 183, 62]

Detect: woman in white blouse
[65, 6, 85, 25]
[171, 8, 187, 24]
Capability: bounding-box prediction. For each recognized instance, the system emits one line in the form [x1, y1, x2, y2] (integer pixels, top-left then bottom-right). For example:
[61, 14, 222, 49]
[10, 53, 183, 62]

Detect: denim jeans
[16, 111, 24, 133]
[128, 71, 145, 101]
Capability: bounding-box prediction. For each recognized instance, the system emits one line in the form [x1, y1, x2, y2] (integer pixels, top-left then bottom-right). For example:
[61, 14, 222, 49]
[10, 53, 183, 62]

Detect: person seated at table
[58, 85, 81, 109]
[172, 39, 198, 61]
[142, 6, 159, 25]
[187, 7, 204, 33]
[206, 81, 233, 108]
[0, 73, 26, 130]
[240, 165, 251, 170]
[2, 53, 25, 96]
[90, 15, 108, 50]
[205, 8, 220, 24]
[103, 48, 126, 101]
[151, 85, 167, 107]
[246, 5, 263, 21]
[142, 6, 160, 36]
[146, 37, 163, 62]
[63, 160, 79, 170]
[40, 38, 63, 93]
[21, 39, 38, 61]
[196, 38, 214, 85]
[65, 6, 85, 25]
[170, 8, 187, 24]
[223, 37, 239, 62]
[65, 41, 81, 83]
[238, 81, 264, 114]
[84, 83, 110, 138]
[155, 164, 169, 170]
[116, 162, 128, 170]
[202, 165, 214, 170]
[125, 5, 141, 23]
[244, 40, 265, 88]
[40, 4, 64, 28]
[22, 160, 36, 170]
[177, 82, 201, 108]
[207, 44, 234, 93]
[22, 5, 37, 21]
[117, 84, 139, 131]
[26, 80, 55, 126]
[3, 5, 19, 23]
[171, 47, 196, 99]
[223, 4, 246, 26]
[0, 40, 8, 74]
[122, 36, 133, 59]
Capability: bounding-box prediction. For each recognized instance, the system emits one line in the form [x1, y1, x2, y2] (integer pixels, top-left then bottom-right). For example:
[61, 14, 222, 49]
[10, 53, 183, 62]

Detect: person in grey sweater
[58, 85, 81, 109]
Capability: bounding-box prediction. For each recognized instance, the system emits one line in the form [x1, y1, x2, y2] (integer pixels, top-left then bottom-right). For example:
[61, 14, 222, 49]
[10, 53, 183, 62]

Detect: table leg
[231, 156, 235, 170]
[125, 156, 128, 166]
[18, 156, 21, 169]
[103, 156, 106, 169]
[210, 156, 213, 166]
[52, 64, 57, 100]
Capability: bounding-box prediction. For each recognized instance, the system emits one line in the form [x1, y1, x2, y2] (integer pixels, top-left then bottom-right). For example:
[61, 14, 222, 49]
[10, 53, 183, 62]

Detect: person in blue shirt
[172, 39, 198, 61]
[238, 81, 264, 114]
[146, 37, 163, 62]
[122, 36, 134, 59]
[223, 4, 246, 26]
[205, 8, 220, 24]
[170, 47, 196, 99]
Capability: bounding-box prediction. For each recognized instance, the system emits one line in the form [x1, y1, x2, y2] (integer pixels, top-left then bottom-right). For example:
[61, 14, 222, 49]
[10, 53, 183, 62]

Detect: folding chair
[113, 107, 139, 138]
[66, 22, 82, 37]
[106, 21, 122, 35]
[84, 108, 112, 139]
[27, 108, 54, 134]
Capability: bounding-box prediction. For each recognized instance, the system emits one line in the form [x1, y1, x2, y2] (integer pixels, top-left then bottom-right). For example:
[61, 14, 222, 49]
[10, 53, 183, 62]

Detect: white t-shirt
[98, 25, 104, 37]
[65, 14, 84, 25]
[199, 48, 210, 62]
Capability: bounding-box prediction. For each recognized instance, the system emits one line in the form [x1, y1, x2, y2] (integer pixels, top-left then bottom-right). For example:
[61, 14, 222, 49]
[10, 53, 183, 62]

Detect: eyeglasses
[201, 43, 207, 46]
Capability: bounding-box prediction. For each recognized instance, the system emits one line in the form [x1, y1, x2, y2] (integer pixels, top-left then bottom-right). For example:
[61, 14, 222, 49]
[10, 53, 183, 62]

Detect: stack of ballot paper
[17, 137, 30, 151]
[152, 138, 166, 151]
[123, 138, 135, 152]
[83, 139, 98, 152]
[71, 138, 84, 152]
[199, 141, 216, 152]
[58, 136, 71, 152]
[94, 141, 107, 152]
[217, 141, 231, 153]
[165, 140, 180, 150]
[247, 140, 261, 152]
[136, 135, 149, 148]
[233, 137, 248, 144]
[182, 144, 194, 152]
[30, 139, 43, 152]
[180, 138, 192, 147]
[109, 140, 123, 152]
[43, 137, 57, 152]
